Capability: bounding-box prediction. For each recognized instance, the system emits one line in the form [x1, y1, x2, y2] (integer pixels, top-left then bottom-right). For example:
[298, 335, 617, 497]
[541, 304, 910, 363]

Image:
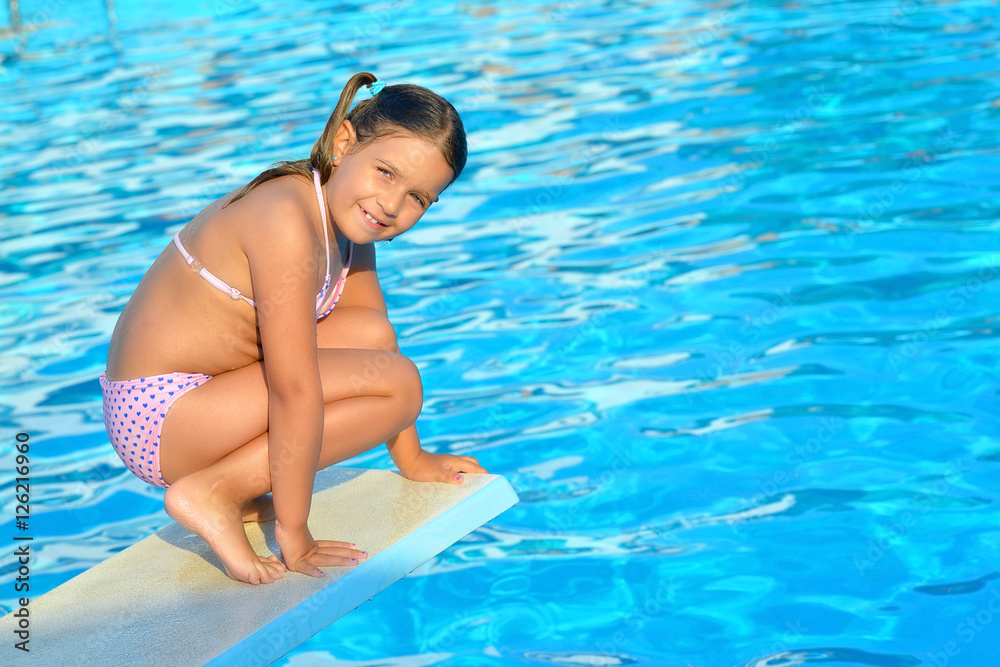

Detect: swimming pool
[2, 0, 999, 664]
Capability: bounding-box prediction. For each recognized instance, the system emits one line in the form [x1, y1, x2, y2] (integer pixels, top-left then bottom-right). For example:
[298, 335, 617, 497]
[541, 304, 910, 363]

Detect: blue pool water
[3, 0, 1000, 664]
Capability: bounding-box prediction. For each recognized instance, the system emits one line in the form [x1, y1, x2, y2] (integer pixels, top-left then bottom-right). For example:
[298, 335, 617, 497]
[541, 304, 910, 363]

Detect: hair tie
[367, 80, 386, 97]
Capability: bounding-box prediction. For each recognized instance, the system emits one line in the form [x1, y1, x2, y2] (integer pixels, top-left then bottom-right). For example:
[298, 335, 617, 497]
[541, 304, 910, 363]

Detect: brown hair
[226, 72, 467, 205]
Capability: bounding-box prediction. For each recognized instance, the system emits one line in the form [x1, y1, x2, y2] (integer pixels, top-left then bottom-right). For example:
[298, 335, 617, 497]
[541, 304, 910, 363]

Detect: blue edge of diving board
[206, 475, 519, 667]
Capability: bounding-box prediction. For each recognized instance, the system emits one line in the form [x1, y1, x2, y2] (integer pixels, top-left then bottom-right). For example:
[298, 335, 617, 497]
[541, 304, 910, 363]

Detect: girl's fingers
[308, 553, 363, 567]
[294, 546, 365, 572]
[314, 541, 368, 561]
[265, 554, 287, 571]
[283, 540, 367, 577]
[291, 561, 326, 578]
[315, 541, 367, 554]
[438, 458, 488, 479]
[314, 540, 360, 550]
[453, 456, 488, 474]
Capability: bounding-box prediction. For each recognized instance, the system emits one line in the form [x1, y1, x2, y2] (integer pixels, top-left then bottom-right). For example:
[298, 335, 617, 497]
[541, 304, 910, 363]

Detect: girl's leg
[316, 305, 399, 352]
[164, 307, 403, 476]
[241, 307, 399, 524]
[158, 343, 421, 584]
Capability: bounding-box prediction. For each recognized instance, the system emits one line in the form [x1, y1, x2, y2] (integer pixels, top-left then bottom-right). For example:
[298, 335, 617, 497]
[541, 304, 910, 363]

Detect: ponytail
[225, 71, 466, 206]
[309, 72, 377, 182]
[225, 72, 375, 205]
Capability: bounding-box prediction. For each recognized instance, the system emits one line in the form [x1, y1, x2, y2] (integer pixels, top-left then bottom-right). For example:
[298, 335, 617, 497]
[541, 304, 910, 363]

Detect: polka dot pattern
[99, 372, 213, 488]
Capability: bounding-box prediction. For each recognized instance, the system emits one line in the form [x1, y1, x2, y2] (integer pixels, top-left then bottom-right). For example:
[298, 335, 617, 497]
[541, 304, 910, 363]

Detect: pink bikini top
[172, 168, 352, 320]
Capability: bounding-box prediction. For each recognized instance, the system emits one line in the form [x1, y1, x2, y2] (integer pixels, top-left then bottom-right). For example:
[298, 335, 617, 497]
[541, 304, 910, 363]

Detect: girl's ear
[332, 120, 357, 162]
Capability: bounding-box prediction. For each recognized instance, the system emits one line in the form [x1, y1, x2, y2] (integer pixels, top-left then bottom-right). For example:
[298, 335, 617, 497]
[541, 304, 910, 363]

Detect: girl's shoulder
[222, 174, 321, 248]
[227, 173, 314, 222]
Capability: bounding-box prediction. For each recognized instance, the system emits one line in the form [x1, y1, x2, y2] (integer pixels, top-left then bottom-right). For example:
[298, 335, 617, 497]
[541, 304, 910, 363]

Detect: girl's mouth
[360, 206, 387, 228]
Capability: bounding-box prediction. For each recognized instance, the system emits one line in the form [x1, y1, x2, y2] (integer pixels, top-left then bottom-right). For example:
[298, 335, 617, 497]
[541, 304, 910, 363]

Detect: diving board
[1, 468, 518, 666]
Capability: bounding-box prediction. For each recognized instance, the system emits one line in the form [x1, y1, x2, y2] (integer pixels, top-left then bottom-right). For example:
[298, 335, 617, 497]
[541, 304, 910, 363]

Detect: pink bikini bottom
[99, 371, 212, 488]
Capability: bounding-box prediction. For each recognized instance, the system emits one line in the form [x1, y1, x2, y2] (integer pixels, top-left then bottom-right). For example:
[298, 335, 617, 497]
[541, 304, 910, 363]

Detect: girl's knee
[395, 355, 423, 423]
[318, 306, 399, 352]
[342, 349, 420, 400]
[370, 310, 399, 352]
[352, 307, 399, 352]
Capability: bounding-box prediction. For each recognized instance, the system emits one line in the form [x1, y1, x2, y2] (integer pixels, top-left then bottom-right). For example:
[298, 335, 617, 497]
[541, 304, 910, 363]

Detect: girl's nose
[377, 189, 403, 217]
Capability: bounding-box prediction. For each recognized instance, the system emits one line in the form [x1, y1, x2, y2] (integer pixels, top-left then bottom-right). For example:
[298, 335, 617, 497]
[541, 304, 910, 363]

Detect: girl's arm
[338, 243, 487, 482]
[246, 197, 327, 571]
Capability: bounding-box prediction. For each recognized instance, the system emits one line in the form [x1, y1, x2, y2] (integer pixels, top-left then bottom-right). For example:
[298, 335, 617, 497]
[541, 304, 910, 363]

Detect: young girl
[100, 72, 487, 585]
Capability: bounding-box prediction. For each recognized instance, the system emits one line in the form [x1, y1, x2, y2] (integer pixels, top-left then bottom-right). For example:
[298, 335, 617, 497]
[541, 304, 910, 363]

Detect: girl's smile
[359, 204, 388, 229]
[326, 128, 455, 244]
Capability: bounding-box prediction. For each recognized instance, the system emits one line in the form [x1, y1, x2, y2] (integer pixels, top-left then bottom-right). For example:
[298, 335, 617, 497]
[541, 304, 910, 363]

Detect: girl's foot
[165, 474, 286, 584]
[241, 495, 276, 522]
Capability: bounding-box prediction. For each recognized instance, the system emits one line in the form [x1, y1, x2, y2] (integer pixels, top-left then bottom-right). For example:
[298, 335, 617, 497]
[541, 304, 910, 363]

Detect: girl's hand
[274, 520, 367, 577]
[399, 449, 488, 484]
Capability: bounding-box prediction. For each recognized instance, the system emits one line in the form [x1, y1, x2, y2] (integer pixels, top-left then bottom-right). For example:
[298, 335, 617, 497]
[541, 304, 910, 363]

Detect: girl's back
[105, 176, 336, 381]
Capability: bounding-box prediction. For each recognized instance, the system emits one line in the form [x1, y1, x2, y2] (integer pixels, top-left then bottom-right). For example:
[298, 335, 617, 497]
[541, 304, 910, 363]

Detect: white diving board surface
[1, 468, 518, 666]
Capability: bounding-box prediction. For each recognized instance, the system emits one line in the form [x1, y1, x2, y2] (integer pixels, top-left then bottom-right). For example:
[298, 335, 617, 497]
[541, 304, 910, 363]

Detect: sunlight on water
[2, 0, 1000, 664]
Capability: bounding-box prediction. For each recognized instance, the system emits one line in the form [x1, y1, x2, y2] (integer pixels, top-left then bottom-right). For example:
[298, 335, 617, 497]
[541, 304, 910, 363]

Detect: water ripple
[3, 0, 1000, 663]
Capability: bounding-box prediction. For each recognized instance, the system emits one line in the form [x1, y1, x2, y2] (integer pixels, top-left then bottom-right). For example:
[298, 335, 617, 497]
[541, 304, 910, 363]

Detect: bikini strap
[172, 233, 256, 307]
[312, 168, 331, 279]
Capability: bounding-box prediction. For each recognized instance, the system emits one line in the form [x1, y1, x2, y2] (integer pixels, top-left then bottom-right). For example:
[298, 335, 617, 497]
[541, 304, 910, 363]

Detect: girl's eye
[377, 167, 392, 177]
[411, 193, 426, 207]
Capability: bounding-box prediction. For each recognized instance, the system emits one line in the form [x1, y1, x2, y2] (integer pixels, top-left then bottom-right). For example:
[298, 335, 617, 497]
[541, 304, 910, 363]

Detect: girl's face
[325, 128, 455, 244]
